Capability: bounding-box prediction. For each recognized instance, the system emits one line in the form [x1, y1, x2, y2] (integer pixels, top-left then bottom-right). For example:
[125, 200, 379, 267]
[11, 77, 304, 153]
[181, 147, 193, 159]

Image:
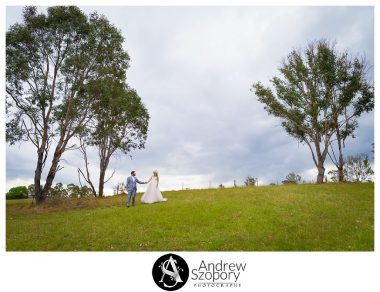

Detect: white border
[1, 1, 378, 292]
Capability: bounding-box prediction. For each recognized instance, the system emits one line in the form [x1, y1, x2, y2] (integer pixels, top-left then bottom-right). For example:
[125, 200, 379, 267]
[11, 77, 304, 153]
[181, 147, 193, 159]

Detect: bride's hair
[153, 170, 158, 177]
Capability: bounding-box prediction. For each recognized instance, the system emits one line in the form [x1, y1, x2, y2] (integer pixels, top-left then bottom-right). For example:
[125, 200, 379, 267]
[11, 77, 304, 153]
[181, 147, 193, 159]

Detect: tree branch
[104, 169, 116, 184]
[304, 139, 318, 167]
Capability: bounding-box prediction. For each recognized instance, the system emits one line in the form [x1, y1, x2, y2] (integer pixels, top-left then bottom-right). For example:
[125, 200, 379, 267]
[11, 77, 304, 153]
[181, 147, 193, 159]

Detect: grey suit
[126, 175, 145, 206]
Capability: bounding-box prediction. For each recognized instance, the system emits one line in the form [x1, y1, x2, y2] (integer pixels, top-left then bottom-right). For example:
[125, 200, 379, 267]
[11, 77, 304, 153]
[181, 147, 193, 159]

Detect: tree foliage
[252, 40, 373, 184]
[326, 47, 374, 182]
[327, 170, 340, 182]
[344, 154, 374, 182]
[6, 186, 29, 200]
[244, 176, 257, 186]
[48, 182, 68, 197]
[282, 172, 302, 184]
[38, 182, 94, 198]
[328, 153, 373, 182]
[6, 6, 131, 203]
[27, 184, 35, 197]
[78, 80, 149, 197]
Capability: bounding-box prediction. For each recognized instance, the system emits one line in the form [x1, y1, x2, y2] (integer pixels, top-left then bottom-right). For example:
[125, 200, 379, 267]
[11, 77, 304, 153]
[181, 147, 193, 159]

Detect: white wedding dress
[141, 177, 167, 204]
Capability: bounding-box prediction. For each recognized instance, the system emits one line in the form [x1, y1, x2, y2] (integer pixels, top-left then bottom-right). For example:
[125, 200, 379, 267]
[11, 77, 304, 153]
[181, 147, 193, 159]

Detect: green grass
[6, 183, 374, 251]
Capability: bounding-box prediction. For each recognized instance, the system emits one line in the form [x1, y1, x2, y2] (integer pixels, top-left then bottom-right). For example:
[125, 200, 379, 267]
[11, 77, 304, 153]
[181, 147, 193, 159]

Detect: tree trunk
[34, 147, 46, 204]
[98, 166, 106, 197]
[88, 182, 97, 197]
[41, 145, 64, 199]
[337, 166, 344, 182]
[98, 144, 113, 197]
[98, 155, 112, 197]
[34, 158, 44, 204]
[313, 135, 327, 184]
[337, 155, 345, 182]
[316, 164, 325, 184]
[336, 128, 345, 182]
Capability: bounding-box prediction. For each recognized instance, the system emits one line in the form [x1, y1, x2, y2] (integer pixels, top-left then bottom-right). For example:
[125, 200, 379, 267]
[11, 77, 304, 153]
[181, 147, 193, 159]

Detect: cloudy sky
[5, 6, 374, 194]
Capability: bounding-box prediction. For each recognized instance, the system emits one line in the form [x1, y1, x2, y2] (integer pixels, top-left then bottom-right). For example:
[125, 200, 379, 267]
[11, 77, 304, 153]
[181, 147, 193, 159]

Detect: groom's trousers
[127, 189, 137, 207]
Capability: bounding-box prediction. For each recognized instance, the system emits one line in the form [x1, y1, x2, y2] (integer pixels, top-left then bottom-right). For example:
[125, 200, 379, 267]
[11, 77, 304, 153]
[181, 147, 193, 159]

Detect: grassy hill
[6, 183, 374, 251]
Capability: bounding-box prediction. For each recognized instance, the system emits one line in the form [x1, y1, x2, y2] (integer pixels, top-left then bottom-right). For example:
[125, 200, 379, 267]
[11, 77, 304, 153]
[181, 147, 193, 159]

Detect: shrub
[282, 172, 302, 184]
[6, 186, 28, 200]
[244, 176, 257, 186]
[345, 154, 374, 182]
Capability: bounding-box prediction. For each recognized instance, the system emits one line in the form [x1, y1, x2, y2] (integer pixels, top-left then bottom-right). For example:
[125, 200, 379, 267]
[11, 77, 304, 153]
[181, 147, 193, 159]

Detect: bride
[141, 170, 167, 204]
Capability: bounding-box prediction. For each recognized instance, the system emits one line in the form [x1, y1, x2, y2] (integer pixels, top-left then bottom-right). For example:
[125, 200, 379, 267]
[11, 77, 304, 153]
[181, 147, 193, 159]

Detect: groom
[126, 170, 146, 207]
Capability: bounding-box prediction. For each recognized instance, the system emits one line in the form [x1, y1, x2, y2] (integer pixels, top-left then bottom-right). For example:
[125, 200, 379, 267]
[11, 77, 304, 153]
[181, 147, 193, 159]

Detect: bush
[282, 172, 302, 184]
[345, 154, 374, 182]
[48, 183, 68, 198]
[244, 176, 257, 186]
[328, 154, 374, 182]
[6, 186, 28, 200]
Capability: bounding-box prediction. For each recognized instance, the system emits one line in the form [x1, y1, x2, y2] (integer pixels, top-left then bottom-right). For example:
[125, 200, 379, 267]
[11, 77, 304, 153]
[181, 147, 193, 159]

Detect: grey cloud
[5, 6, 374, 192]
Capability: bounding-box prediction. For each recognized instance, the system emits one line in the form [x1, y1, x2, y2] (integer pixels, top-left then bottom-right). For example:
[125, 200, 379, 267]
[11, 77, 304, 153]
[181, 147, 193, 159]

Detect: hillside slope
[6, 183, 374, 251]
